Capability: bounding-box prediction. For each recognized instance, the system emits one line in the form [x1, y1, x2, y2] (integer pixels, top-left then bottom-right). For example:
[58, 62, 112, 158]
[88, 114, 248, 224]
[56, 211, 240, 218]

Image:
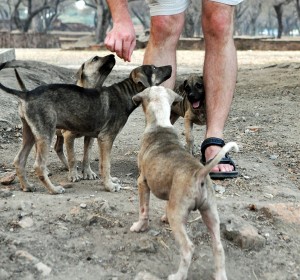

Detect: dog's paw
[82, 169, 98, 180]
[168, 273, 183, 280]
[50, 185, 65, 194]
[110, 176, 120, 183]
[21, 183, 36, 192]
[135, 271, 161, 280]
[130, 220, 149, 232]
[160, 214, 169, 224]
[105, 181, 121, 192]
[68, 172, 82, 182]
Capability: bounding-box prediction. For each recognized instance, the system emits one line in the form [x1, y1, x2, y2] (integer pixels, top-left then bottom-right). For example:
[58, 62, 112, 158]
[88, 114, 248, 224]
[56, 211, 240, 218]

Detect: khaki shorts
[147, 0, 244, 16]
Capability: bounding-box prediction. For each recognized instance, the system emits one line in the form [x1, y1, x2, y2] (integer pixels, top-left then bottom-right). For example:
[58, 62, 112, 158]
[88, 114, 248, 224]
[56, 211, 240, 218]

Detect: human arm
[105, 0, 136, 62]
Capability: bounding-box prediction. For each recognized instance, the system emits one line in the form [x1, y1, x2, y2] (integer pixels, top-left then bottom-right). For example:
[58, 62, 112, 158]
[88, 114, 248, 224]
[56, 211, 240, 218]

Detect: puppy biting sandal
[201, 137, 239, 179]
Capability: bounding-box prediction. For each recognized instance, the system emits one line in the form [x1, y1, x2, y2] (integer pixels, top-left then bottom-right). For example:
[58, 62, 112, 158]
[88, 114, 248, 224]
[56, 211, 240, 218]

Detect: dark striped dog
[0, 64, 171, 194]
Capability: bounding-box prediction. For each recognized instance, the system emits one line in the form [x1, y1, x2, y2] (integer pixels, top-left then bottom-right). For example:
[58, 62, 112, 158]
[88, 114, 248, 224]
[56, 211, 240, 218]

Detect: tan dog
[171, 75, 206, 154]
[131, 86, 238, 280]
[54, 54, 116, 182]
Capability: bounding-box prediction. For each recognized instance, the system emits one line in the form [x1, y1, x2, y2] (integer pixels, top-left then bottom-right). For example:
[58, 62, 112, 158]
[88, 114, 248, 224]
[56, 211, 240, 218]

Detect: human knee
[150, 15, 184, 44]
[202, 9, 233, 39]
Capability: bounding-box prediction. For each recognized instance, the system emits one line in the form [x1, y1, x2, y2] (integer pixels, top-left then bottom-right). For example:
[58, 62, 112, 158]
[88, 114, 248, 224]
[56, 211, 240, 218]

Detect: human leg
[143, 7, 185, 88]
[202, 0, 238, 174]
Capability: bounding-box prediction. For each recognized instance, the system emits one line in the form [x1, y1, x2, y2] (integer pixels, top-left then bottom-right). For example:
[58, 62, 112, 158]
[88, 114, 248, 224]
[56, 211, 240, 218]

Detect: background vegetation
[0, 0, 299, 43]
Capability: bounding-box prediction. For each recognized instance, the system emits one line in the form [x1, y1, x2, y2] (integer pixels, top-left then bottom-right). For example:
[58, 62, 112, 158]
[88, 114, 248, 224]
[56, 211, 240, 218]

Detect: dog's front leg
[63, 131, 82, 182]
[98, 137, 121, 192]
[82, 136, 98, 180]
[201, 206, 227, 280]
[184, 115, 194, 155]
[130, 174, 150, 232]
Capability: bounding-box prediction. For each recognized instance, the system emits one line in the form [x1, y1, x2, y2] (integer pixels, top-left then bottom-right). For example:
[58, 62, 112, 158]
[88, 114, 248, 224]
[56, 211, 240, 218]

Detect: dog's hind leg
[167, 204, 194, 280]
[98, 136, 121, 192]
[34, 134, 65, 194]
[82, 136, 98, 180]
[14, 119, 36, 192]
[53, 131, 69, 170]
[130, 174, 150, 232]
[200, 205, 227, 280]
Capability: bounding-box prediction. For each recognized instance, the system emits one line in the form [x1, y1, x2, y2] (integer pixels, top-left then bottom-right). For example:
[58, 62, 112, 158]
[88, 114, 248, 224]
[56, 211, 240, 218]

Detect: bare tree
[80, 0, 110, 43]
[12, 0, 50, 32]
[129, 0, 150, 32]
[295, 0, 300, 32]
[234, 1, 249, 35]
[273, 0, 293, 38]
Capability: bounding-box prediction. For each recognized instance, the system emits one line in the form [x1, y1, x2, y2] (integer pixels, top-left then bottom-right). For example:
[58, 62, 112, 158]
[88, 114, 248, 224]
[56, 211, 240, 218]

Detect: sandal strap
[201, 137, 225, 163]
[217, 154, 237, 170]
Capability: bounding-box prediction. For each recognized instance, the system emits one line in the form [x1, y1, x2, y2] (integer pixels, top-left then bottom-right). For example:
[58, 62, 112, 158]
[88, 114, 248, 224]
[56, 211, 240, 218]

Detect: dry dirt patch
[0, 49, 299, 280]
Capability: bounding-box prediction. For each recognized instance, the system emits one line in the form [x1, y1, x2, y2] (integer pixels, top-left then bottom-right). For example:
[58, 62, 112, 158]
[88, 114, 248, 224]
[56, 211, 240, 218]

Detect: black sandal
[201, 137, 239, 179]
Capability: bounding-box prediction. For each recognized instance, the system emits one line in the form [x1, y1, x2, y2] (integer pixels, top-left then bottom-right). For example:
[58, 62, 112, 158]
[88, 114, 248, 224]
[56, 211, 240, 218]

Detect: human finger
[104, 33, 115, 52]
[123, 38, 136, 62]
[114, 39, 124, 60]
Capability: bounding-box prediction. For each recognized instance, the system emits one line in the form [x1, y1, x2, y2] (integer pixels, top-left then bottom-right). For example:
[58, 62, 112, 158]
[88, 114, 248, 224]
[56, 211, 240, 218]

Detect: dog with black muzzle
[14, 54, 116, 182]
[54, 54, 116, 182]
[0, 65, 172, 194]
[171, 74, 206, 154]
[131, 86, 238, 280]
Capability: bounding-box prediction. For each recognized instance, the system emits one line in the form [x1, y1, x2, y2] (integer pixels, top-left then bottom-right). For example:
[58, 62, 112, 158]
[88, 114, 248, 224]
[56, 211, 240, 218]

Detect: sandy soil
[0, 49, 299, 280]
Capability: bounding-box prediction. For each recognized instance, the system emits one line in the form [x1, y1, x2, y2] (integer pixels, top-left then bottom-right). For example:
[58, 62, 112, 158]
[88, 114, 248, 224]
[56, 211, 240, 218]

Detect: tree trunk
[94, 0, 111, 44]
[274, 4, 283, 38]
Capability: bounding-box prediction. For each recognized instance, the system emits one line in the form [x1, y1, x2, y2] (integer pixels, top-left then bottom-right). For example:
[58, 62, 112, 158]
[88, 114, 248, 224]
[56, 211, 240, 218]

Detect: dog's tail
[0, 71, 27, 99]
[14, 69, 28, 92]
[198, 142, 239, 177]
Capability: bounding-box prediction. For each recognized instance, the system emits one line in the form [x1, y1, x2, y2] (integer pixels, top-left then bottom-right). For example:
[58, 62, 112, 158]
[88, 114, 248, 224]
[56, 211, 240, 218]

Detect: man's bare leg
[143, 13, 185, 89]
[202, 0, 237, 173]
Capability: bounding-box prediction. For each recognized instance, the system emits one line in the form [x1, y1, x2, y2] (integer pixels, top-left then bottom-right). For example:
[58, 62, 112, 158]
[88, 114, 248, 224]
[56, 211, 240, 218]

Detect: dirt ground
[0, 49, 300, 280]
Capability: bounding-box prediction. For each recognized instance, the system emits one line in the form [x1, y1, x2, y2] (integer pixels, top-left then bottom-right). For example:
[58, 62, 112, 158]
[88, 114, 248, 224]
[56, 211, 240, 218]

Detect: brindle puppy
[0, 65, 172, 194]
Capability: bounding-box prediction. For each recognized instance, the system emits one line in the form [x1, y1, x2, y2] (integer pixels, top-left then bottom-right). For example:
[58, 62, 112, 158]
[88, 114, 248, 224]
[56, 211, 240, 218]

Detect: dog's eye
[92, 56, 99, 62]
[195, 83, 203, 89]
[185, 85, 191, 92]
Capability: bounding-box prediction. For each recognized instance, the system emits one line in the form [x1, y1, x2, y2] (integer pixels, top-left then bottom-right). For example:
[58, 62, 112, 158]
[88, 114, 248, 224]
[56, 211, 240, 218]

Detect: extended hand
[104, 22, 136, 62]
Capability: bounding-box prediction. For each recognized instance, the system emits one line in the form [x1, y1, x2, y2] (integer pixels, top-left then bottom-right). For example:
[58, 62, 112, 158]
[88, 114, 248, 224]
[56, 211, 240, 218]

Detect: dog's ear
[132, 88, 151, 105]
[130, 68, 150, 87]
[166, 88, 183, 104]
[132, 93, 143, 106]
[178, 79, 186, 91]
[74, 64, 85, 86]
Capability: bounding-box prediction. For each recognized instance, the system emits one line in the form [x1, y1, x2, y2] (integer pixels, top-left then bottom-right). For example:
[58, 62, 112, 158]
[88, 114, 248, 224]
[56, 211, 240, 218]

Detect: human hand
[104, 22, 136, 62]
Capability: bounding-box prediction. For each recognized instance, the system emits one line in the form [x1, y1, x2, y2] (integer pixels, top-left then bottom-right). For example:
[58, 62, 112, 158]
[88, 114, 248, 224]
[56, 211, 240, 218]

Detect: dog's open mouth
[192, 100, 201, 109]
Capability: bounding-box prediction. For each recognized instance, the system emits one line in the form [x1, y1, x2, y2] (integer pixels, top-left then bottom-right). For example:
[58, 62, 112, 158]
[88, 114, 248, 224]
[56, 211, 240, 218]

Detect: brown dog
[0, 65, 171, 194]
[171, 74, 206, 154]
[54, 54, 116, 182]
[131, 86, 237, 280]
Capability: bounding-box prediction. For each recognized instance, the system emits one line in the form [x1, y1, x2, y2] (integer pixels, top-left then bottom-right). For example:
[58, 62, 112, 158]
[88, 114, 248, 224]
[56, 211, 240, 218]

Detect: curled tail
[14, 69, 28, 91]
[0, 69, 27, 99]
[199, 142, 239, 177]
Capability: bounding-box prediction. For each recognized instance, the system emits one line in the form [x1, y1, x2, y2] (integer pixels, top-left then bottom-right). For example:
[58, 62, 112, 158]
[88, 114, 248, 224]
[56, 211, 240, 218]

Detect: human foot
[201, 137, 238, 179]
